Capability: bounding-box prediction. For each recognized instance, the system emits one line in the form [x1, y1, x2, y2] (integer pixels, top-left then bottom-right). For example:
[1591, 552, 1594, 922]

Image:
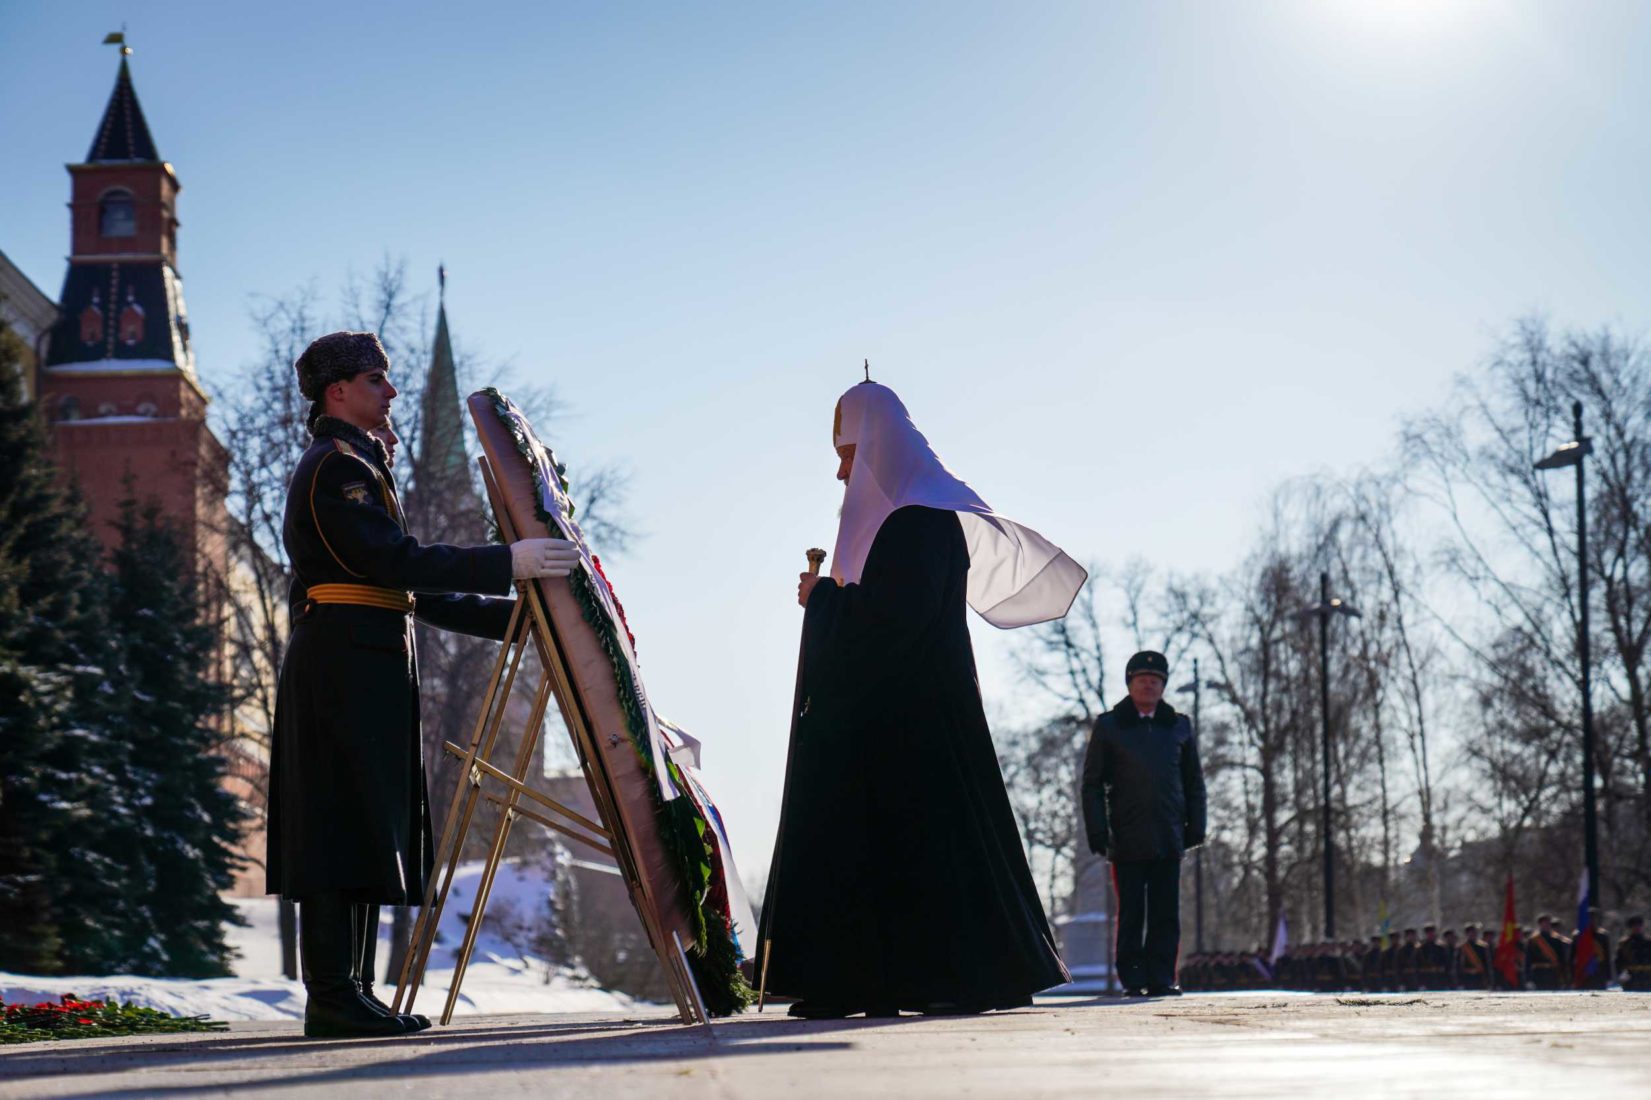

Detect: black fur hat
[295, 331, 390, 400]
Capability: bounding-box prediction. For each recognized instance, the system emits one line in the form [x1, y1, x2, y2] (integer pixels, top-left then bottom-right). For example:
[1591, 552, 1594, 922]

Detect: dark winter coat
[1619, 932, 1651, 991]
[266, 417, 515, 904]
[1080, 697, 1207, 863]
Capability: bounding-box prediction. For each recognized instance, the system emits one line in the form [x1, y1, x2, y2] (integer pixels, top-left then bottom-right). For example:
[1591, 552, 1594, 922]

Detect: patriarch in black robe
[757, 380, 1087, 1018]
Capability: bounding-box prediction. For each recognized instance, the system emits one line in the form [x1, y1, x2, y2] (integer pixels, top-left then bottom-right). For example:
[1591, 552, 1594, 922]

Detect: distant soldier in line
[1618, 916, 1651, 991]
[1383, 930, 1404, 991]
[1576, 924, 1612, 991]
[1395, 928, 1421, 991]
[1416, 925, 1451, 990]
[1439, 928, 1462, 990]
[1458, 923, 1493, 991]
[1365, 935, 1388, 992]
[1348, 939, 1370, 992]
[1526, 914, 1572, 990]
[1312, 942, 1342, 992]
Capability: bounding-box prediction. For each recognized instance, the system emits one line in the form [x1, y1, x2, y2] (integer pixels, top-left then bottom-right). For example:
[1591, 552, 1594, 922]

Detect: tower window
[100, 190, 136, 238]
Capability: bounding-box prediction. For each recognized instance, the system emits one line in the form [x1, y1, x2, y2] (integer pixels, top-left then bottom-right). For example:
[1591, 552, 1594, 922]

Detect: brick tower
[39, 46, 228, 571]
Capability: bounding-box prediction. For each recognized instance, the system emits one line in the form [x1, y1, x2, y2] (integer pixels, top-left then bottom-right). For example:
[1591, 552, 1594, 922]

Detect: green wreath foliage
[484, 389, 754, 1015]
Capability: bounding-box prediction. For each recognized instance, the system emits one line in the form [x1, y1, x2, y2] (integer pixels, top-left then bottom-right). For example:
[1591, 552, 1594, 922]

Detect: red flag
[1493, 873, 1521, 986]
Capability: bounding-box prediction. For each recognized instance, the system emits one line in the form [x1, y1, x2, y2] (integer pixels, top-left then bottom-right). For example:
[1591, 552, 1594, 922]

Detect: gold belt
[307, 583, 415, 614]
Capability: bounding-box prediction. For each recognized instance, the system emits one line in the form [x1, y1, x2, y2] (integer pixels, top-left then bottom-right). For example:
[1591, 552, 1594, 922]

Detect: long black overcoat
[757, 505, 1069, 1007]
[266, 418, 514, 904]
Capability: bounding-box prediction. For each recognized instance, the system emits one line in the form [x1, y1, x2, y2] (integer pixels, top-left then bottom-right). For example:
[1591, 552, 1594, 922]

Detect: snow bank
[4, 860, 634, 1022]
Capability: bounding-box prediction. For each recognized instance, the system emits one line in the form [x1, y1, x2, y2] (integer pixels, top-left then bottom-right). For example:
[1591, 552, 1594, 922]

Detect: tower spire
[419, 270, 469, 484]
[89, 32, 158, 162]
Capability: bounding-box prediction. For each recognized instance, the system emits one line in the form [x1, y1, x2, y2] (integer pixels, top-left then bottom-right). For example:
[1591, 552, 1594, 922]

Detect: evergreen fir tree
[0, 320, 128, 973]
[105, 489, 246, 977]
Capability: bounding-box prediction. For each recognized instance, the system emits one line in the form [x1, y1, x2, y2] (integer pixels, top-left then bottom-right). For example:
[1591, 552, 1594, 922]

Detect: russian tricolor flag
[1573, 868, 1598, 985]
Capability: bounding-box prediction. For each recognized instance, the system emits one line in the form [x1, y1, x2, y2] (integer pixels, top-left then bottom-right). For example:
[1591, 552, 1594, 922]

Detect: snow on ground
[1, 860, 634, 1022]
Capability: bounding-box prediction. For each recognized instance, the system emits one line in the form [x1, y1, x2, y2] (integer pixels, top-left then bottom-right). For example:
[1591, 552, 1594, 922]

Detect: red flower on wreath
[589, 555, 637, 653]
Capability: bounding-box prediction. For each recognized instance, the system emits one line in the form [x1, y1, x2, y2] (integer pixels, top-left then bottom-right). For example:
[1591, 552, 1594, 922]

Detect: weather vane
[103, 28, 132, 58]
[439, 262, 447, 303]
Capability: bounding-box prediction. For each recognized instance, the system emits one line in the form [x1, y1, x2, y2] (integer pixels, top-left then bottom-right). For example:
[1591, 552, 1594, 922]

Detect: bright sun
[1320, 0, 1487, 44]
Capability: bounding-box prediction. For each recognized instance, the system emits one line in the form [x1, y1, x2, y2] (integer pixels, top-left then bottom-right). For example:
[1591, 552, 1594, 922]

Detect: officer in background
[1081, 650, 1207, 997]
[1395, 928, 1421, 991]
[1416, 925, 1450, 990]
[1618, 916, 1651, 991]
[1458, 923, 1493, 991]
[1364, 935, 1388, 992]
[1525, 914, 1572, 990]
[1578, 924, 1612, 991]
[267, 331, 580, 1039]
[1439, 928, 1462, 990]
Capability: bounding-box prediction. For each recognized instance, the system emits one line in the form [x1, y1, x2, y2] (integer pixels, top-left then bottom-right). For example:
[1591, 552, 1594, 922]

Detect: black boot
[355, 903, 430, 1032]
[301, 893, 407, 1039]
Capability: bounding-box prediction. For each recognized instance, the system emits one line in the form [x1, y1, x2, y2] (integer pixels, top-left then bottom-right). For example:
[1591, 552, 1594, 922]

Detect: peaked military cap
[1125, 650, 1169, 682]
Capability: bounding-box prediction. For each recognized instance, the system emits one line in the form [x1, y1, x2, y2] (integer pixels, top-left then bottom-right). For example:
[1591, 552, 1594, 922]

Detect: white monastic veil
[829, 381, 1087, 629]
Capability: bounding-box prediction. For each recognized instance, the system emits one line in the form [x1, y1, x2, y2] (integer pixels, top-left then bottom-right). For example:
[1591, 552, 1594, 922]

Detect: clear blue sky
[5, 1, 1650, 876]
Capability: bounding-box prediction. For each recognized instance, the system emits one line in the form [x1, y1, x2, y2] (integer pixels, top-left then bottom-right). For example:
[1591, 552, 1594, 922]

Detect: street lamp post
[1299, 573, 1360, 940]
[1177, 659, 1208, 953]
[1535, 399, 1600, 920]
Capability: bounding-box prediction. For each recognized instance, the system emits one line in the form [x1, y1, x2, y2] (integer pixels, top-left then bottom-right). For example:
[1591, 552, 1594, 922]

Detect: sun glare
[1316, 0, 1490, 46]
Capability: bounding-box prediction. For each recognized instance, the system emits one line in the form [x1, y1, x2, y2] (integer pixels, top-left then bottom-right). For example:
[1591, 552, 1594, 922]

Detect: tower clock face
[100, 192, 136, 237]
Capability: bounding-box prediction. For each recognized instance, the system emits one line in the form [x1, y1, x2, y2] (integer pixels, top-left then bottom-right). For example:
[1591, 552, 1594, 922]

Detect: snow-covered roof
[45, 358, 180, 374]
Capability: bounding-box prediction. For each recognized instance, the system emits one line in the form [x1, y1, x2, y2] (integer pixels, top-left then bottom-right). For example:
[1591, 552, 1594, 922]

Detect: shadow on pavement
[1, 1014, 892, 1097]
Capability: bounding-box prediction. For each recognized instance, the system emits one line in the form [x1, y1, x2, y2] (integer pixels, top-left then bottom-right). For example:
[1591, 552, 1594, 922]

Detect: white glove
[511, 537, 581, 579]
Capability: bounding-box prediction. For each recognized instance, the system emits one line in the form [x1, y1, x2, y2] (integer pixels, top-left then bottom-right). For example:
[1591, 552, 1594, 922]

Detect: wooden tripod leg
[673, 932, 712, 1028]
[395, 601, 530, 1014]
[757, 939, 773, 1012]
[439, 671, 555, 1025]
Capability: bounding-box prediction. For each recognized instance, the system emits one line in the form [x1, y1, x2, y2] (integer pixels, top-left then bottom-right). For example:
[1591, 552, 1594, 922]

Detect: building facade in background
[13, 49, 272, 896]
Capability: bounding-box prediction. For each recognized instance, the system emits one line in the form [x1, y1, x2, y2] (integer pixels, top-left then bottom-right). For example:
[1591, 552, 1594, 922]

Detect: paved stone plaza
[3, 993, 1648, 1099]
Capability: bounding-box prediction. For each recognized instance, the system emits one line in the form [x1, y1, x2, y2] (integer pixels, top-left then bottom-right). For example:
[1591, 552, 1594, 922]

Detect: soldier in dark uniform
[1571, 923, 1611, 990]
[1525, 914, 1571, 990]
[1458, 923, 1493, 991]
[1618, 916, 1651, 991]
[1364, 935, 1387, 992]
[1381, 932, 1403, 991]
[1415, 925, 1450, 990]
[1310, 943, 1336, 992]
[1439, 928, 1462, 990]
[1394, 928, 1421, 991]
[1271, 947, 1295, 989]
[267, 331, 580, 1039]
